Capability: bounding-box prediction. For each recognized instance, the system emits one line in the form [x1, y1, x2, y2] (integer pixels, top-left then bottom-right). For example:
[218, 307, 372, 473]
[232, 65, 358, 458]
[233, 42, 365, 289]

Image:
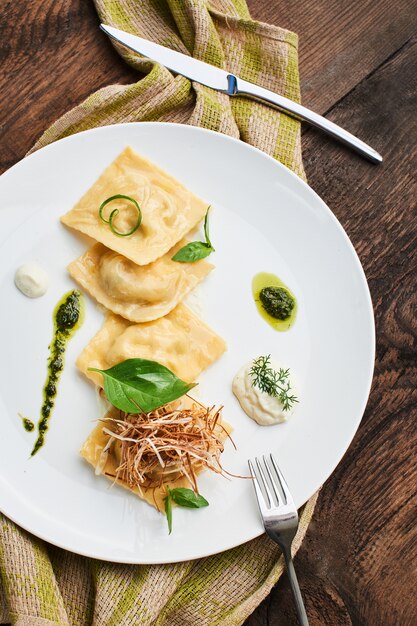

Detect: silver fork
[248, 454, 309, 626]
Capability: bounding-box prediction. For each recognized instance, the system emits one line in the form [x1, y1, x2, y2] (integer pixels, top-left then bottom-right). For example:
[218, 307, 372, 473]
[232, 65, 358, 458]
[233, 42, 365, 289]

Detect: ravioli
[80, 400, 231, 512]
[80, 412, 190, 512]
[67, 241, 213, 323]
[61, 147, 208, 265]
[77, 303, 226, 385]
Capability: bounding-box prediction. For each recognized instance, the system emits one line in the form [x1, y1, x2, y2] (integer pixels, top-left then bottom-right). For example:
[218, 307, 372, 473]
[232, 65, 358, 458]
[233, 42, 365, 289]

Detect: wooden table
[1, 2, 416, 624]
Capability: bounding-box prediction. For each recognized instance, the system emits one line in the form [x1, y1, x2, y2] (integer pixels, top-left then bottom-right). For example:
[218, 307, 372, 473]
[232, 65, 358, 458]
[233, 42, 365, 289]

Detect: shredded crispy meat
[100, 400, 232, 492]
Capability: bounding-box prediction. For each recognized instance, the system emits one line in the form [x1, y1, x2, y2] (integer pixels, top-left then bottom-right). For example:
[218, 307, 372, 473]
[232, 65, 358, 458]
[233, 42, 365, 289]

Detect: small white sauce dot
[14, 262, 49, 298]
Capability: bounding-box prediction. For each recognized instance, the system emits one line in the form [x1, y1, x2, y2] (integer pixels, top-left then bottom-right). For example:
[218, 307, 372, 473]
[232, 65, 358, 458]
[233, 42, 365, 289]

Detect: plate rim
[0, 122, 375, 563]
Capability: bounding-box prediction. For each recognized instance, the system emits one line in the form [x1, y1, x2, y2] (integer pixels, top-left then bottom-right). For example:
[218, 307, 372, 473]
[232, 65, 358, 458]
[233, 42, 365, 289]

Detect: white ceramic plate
[0, 123, 374, 563]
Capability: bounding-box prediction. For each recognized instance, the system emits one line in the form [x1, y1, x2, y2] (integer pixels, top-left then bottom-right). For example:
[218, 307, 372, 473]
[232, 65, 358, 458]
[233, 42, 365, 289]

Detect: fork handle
[283, 550, 310, 626]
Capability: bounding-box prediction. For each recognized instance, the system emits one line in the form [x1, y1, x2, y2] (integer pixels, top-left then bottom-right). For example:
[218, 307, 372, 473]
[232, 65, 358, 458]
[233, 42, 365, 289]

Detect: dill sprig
[249, 355, 298, 411]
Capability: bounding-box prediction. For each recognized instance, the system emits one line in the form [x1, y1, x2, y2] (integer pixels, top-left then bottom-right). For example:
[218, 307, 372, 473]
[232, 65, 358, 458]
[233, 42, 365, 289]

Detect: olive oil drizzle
[252, 272, 297, 331]
[31, 290, 83, 456]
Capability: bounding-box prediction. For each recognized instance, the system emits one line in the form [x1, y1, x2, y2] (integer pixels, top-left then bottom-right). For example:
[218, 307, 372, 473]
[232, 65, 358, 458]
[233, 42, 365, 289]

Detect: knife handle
[228, 75, 382, 164]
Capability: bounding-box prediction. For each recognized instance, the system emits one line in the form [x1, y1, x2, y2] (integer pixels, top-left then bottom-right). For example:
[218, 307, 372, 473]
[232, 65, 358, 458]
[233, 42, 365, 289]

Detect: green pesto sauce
[19, 413, 35, 432]
[31, 290, 84, 456]
[252, 272, 297, 331]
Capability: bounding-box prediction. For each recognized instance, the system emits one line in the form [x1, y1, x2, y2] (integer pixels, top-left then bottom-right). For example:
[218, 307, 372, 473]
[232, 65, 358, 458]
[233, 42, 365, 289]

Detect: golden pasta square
[61, 147, 208, 265]
[76, 303, 226, 385]
[81, 399, 231, 512]
[67, 241, 213, 323]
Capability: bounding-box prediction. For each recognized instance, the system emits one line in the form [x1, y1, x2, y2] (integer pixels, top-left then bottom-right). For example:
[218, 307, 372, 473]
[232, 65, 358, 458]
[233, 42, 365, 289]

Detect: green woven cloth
[0, 1, 317, 624]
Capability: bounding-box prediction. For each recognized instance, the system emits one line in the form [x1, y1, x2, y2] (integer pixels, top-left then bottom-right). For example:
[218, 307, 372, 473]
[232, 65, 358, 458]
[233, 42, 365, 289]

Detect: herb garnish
[249, 355, 298, 411]
[89, 358, 196, 414]
[172, 207, 214, 262]
[99, 194, 142, 237]
[164, 487, 209, 534]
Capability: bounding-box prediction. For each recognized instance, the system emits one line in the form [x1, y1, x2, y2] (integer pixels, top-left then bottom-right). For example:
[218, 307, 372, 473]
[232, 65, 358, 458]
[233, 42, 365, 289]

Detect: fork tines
[248, 454, 294, 511]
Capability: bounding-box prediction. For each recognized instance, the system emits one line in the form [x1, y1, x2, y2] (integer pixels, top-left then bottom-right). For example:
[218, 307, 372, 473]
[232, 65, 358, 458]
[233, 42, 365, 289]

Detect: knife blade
[101, 24, 382, 164]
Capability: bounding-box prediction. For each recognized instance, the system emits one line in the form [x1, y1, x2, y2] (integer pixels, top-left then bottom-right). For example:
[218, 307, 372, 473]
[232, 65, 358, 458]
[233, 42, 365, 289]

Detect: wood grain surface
[245, 36, 417, 626]
[249, 0, 417, 112]
[1, 1, 416, 625]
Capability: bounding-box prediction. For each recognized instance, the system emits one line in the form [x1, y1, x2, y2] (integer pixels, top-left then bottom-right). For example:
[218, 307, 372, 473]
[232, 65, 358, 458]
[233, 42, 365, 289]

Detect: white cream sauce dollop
[14, 262, 49, 298]
[232, 359, 296, 426]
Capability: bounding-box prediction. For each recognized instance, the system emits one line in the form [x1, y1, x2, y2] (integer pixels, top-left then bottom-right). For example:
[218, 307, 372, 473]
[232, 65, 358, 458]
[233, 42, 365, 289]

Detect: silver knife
[101, 24, 382, 164]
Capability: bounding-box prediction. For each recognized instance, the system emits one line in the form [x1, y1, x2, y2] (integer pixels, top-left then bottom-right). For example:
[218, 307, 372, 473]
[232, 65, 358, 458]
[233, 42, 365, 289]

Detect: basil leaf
[172, 207, 214, 263]
[172, 241, 212, 263]
[203, 206, 214, 250]
[164, 493, 173, 534]
[89, 358, 196, 414]
[169, 488, 209, 508]
[164, 488, 208, 533]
